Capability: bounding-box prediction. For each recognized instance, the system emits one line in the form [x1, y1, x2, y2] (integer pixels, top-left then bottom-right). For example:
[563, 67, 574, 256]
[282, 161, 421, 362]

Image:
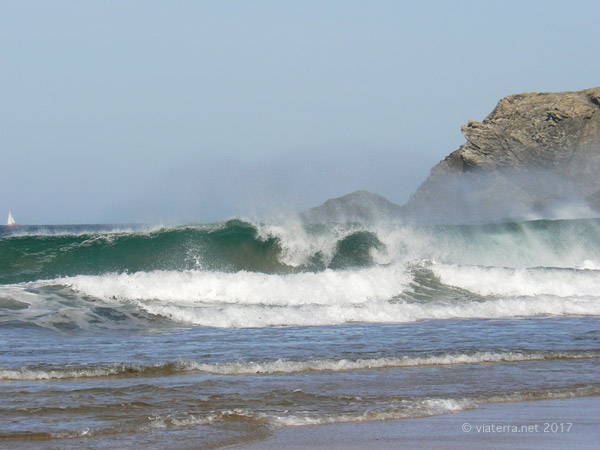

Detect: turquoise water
[1, 219, 599, 448]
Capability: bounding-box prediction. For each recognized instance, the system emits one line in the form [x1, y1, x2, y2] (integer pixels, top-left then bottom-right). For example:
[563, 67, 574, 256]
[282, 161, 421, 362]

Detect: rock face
[301, 190, 403, 223]
[404, 87, 600, 222]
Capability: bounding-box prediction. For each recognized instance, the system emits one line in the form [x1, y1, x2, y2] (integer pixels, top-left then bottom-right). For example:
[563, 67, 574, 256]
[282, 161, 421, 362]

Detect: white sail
[7, 211, 17, 226]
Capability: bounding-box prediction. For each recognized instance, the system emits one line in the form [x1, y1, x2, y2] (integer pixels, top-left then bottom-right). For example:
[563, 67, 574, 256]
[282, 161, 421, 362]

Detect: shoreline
[233, 396, 600, 449]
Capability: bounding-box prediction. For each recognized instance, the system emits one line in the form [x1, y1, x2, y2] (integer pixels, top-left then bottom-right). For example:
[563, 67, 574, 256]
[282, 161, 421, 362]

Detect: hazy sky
[2, 1, 600, 224]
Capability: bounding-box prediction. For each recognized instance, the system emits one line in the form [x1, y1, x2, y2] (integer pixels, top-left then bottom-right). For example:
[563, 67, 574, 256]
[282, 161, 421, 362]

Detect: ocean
[1, 218, 599, 449]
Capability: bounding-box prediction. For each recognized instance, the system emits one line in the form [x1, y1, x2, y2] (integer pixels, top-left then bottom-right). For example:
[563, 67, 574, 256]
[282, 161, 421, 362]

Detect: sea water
[0, 219, 599, 448]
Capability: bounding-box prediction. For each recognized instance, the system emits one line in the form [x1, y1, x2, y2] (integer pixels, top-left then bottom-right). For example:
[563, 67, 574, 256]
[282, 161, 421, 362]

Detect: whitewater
[1, 218, 599, 449]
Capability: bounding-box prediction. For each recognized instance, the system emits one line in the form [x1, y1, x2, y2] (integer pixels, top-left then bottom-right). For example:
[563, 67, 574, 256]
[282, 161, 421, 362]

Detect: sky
[2, 0, 600, 224]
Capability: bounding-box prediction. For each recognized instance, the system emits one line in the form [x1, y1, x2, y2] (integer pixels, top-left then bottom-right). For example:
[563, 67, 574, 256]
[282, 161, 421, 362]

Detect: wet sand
[234, 396, 599, 449]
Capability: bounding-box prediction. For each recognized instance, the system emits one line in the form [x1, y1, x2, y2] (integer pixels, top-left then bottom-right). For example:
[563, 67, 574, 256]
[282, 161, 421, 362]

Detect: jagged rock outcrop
[404, 87, 600, 222]
[301, 190, 403, 223]
[304, 87, 600, 224]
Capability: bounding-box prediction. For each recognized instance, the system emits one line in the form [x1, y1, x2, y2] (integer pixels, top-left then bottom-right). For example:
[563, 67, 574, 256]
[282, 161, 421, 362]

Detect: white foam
[268, 388, 600, 427]
[0, 366, 125, 381]
[63, 265, 411, 307]
[581, 259, 600, 270]
[139, 294, 600, 328]
[372, 220, 600, 270]
[143, 388, 600, 430]
[270, 398, 474, 427]
[432, 263, 600, 297]
[0, 225, 165, 238]
[4, 351, 595, 380]
[50, 262, 600, 327]
[149, 413, 217, 428]
[178, 351, 598, 375]
[256, 221, 374, 267]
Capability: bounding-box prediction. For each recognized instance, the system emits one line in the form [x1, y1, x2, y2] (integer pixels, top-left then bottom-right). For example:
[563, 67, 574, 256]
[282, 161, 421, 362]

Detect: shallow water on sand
[1, 318, 598, 449]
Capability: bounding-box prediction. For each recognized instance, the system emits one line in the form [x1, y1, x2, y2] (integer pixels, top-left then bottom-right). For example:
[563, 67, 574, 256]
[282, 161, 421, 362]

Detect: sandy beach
[234, 396, 600, 449]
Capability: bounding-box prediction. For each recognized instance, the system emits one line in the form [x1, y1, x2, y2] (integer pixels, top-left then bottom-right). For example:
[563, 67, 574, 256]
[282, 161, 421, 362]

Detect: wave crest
[3, 351, 597, 381]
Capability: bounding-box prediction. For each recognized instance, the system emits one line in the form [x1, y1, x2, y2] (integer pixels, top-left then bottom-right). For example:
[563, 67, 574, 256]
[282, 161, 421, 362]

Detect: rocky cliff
[404, 86, 600, 222]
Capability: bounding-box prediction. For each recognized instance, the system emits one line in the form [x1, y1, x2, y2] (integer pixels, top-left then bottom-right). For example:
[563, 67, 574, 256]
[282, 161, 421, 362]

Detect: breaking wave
[2, 218, 600, 329]
[3, 350, 598, 381]
[0, 220, 387, 284]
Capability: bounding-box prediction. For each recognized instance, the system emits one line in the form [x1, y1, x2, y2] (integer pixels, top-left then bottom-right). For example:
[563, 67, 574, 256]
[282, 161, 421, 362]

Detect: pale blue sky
[2, 1, 599, 224]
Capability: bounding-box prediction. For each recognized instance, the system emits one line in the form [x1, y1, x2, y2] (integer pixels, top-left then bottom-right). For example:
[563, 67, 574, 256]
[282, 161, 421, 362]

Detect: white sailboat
[7, 211, 18, 226]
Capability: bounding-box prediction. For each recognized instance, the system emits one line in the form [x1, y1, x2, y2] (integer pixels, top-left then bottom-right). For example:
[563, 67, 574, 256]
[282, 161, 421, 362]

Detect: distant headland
[304, 86, 600, 223]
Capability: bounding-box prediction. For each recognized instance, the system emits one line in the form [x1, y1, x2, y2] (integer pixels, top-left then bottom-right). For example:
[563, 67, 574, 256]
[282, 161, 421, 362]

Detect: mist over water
[104, 147, 425, 225]
[405, 164, 600, 224]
